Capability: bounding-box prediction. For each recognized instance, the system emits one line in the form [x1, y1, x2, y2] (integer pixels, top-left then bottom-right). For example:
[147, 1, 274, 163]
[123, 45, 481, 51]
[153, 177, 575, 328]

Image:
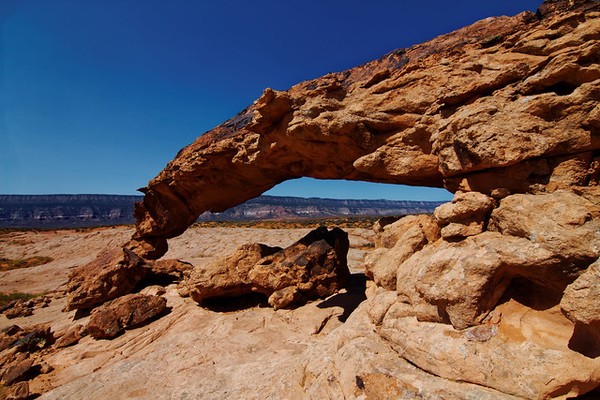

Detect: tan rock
[395, 232, 558, 329]
[439, 221, 484, 239]
[3, 302, 33, 320]
[66, 247, 147, 311]
[433, 191, 495, 225]
[54, 324, 85, 348]
[0, 357, 33, 385]
[86, 294, 167, 340]
[488, 191, 600, 268]
[434, 191, 494, 239]
[562, 259, 600, 325]
[380, 312, 600, 399]
[281, 304, 521, 400]
[66, 249, 193, 311]
[5, 381, 29, 400]
[561, 259, 600, 358]
[365, 214, 439, 290]
[185, 227, 350, 310]
[128, 0, 600, 259]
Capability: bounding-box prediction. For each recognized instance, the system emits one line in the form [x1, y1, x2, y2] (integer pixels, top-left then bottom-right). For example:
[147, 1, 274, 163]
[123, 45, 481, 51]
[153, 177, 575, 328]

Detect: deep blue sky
[1, 0, 542, 200]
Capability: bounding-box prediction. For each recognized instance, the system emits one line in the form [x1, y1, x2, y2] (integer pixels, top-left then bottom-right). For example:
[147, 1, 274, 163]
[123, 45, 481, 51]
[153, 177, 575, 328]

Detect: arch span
[129, 3, 600, 259]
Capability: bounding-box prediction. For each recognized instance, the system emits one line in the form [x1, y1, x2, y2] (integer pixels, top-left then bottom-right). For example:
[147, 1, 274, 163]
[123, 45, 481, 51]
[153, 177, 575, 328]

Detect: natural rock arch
[129, 0, 600, 260]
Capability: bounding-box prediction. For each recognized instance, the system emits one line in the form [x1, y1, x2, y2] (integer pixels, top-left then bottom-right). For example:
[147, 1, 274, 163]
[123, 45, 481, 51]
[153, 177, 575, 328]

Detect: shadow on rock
[317, 273, 367, 322]
[202, 293, 269, 313]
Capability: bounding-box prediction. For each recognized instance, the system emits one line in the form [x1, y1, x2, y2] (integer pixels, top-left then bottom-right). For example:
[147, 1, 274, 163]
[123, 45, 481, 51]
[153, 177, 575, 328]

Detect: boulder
[561, 259, 600, 357]
[365, 214, 440, 290]
[86, 294, 167, 339]
[66, 246, 192, 311]
[0, 357, 33, 386]
[3, 302, 34, 320]
[488, 191, 600, 269]
[66, 247, 147, 311]
[5, 381, 29, 400]
[54, 324, 85, 348]
[434, 191, 495, 240]
[183, 227, 350, 309]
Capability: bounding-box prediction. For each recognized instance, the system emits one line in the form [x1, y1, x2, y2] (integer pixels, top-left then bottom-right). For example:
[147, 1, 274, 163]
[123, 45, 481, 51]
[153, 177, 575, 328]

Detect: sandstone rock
[380, 312, 600, 399]
[0, 357, 33, 385]
[66, 247, 147, 311]
[394, 232, 559, 329]
[562, 259, 600, 325]
[54, 324, 85, 348]
[184, 227, 350, 310]
[86, 294, 167, 340]
[372, 216, 401, 234]
[488, 191, 600, 271]
[139, 285, 167, 297]
[66, 248, 191, 311]
[3, 302, 33, 320]
[128, 0, 600, 259]
[365, 214, 439, 290]
[5, 381, 29, 400]
[148, 259, 194, 280]
[434, 191, 495, 239]
[561, 259, 600, 357]
[183, 243, 281, 303]
[280, 304, 521, 400]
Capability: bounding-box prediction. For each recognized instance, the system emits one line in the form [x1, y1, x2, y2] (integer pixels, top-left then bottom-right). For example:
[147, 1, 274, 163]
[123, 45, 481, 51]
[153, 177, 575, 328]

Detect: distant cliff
[0, 194, 442, 229]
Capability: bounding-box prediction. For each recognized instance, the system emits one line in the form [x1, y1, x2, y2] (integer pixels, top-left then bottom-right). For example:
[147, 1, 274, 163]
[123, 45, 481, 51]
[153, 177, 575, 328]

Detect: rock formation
[58, 0, 600, 398]
[290, 188, 600, 399]
[66, 247, 192, 311]
[179, 226, 350, 309]
[130, 0, 600, 260]
[86, 294, 168, 340]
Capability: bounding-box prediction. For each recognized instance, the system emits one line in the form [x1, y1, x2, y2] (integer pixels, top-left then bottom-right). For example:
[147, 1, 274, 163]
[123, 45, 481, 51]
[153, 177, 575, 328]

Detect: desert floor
[0, 225, 375, 399]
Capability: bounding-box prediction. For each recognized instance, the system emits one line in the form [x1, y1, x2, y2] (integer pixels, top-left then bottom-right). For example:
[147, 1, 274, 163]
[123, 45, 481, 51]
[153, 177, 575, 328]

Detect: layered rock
[66, 247, 192, 311]
[130, 0, 600, 259]
[180, 227, 350, 309]
[86, 294, 168, 340]
[290, 189, 600, 399]
[0, 324, 54, 395]
[57, 1, 600, 398]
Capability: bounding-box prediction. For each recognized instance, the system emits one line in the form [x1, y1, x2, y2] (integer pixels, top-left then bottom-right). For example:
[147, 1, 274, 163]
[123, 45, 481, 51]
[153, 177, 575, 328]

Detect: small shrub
[0, 292, 40, 307]
[0, 256, 53, 271]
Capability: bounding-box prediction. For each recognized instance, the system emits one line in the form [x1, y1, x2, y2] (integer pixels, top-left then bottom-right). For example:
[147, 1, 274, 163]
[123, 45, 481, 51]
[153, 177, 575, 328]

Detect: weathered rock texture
[287, 188, 600, 399]
[66, 247, 192, 311]
[130, 0, 600, 260]
[180, 227, 350, 309]
[86, 294, 167, 340]
[57, 1, 600, 399]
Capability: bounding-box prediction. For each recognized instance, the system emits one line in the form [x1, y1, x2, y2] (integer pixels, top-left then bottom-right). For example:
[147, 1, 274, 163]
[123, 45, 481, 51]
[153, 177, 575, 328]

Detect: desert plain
[0, 224, 374, 399]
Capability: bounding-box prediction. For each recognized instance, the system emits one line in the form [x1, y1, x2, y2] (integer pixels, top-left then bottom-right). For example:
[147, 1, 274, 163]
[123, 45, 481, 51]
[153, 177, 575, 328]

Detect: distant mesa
[0, 194, 442, 229]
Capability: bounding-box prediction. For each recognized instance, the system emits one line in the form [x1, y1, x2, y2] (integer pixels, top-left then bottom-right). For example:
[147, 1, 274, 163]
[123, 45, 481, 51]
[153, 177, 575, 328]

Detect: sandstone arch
[58, 3, 600, 398]
[130, 0, 600, 260]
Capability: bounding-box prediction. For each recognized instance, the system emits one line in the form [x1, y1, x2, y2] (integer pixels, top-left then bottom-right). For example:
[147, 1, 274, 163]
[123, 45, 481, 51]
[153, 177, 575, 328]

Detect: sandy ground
[0, 225, 375, 398]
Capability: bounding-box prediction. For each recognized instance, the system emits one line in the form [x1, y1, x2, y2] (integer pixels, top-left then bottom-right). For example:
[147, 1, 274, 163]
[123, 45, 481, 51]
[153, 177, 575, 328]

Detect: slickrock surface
[4, 0, 600, 398]
[0, 226, 373, 398]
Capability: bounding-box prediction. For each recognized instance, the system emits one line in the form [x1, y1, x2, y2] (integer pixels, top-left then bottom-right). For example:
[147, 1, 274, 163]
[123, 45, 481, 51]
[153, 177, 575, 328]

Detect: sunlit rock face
[58, 1, 600, 398]
[130, 0, 600, 260]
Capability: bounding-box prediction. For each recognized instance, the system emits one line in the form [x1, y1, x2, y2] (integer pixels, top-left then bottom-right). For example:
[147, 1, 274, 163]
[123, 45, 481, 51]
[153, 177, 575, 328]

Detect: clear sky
[1, 0, 542, 201]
